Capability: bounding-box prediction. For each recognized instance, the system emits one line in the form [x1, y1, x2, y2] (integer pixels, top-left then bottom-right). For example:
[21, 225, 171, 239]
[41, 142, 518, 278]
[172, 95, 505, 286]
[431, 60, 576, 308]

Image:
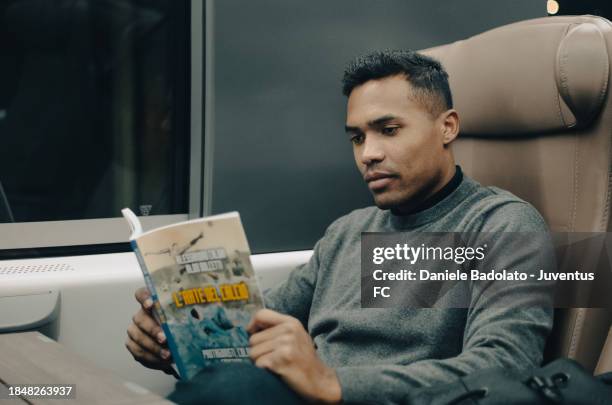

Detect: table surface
[0, 331, 173, 404]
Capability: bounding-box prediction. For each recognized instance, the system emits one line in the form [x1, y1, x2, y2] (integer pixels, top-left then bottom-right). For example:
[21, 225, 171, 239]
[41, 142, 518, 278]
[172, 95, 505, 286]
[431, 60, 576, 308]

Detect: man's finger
[246, 309, 297, 334]
[125, 337, 170, 366]
[249, 322, 293, 347]
[135, 287, 153, 310]
[249, 334, 283, 361]
[127, 323, 168, 359]
[253, 352, 278, 372]
[132, 309, 165, 343]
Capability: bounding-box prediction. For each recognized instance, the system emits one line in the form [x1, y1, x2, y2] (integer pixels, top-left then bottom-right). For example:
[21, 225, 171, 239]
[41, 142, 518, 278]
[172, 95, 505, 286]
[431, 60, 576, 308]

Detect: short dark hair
[342, 50, 453, 117]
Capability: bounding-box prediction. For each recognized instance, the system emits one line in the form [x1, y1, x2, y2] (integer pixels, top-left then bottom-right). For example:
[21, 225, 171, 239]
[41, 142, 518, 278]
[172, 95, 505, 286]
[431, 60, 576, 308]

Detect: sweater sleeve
[263, 234, 327, 327]
[336, 202, 555, 404]
[336, 307, 552, 404]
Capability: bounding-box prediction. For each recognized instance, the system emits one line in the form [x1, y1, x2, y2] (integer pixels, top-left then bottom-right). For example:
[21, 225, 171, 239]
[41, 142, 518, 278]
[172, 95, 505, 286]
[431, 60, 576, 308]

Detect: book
[122, 208, 265, 380]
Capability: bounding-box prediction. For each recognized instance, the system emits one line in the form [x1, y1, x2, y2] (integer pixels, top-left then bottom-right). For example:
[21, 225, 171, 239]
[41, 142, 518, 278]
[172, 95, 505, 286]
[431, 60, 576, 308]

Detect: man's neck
[391, 165, 463, 216]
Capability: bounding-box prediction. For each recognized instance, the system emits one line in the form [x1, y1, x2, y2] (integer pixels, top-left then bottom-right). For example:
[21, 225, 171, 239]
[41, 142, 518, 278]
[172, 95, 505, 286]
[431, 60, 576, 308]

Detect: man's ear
[440, 109, 459, 145]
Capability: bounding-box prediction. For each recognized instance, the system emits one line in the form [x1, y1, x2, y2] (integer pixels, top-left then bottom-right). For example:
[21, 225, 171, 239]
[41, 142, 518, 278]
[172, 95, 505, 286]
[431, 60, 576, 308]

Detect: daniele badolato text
[366, 242, 594, 300]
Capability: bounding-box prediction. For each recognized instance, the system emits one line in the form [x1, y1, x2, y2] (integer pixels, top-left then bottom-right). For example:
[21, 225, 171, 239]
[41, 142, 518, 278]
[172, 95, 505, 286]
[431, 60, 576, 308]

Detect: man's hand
[125, 287, 177, 377]
[247, 309, 342, 404]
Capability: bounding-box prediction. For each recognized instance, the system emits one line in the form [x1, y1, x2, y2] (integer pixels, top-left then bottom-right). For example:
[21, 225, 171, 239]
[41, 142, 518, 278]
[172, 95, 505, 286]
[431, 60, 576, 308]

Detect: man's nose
[360, 136, 385, 165]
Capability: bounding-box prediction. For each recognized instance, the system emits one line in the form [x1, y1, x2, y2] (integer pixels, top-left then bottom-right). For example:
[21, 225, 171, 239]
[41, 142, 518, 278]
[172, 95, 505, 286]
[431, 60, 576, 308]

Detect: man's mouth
[365, 172, 396, 191]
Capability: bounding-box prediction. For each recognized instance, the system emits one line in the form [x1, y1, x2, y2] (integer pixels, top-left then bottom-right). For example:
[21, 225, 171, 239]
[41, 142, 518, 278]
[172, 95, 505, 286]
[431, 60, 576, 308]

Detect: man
[126, 50, 553, 404]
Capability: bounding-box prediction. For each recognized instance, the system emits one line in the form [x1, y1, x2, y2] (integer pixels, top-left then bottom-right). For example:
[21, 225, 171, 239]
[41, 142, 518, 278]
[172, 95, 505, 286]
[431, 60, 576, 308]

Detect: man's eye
[350, 134, 364, 145]
[381, 126, 399, 135]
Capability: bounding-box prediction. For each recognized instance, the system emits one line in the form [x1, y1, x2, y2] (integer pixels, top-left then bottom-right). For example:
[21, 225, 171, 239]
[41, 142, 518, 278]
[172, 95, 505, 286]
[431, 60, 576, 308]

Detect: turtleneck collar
[388, 166, 477, 229]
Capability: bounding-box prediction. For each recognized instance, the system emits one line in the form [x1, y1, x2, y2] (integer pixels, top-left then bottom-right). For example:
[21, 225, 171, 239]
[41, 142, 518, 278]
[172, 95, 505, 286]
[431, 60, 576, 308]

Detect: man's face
[345, 75, 452, 212]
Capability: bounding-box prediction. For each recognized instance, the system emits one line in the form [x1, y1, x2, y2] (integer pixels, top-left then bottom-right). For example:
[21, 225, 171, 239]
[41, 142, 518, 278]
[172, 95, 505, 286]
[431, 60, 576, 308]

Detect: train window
[0, 0, 192, 253]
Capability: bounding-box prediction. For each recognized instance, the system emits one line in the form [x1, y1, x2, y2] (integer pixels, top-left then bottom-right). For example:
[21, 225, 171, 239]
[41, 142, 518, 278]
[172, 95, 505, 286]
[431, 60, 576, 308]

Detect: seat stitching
[595, 24, 612, 232]
[595, 33, 609, 122]
[556, 24, 572, 127]
[570, 132, 579, 232]
[602, 123, 612, 231]
[569, 308, 586, 358]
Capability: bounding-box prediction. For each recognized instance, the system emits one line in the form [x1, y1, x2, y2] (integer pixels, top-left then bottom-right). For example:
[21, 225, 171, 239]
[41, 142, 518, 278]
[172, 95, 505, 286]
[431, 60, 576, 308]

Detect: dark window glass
[0, 0, 189, 223]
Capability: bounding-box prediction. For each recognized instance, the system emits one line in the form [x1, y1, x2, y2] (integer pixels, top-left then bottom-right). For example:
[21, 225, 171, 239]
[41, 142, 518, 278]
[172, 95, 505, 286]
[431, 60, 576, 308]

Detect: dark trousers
[167, 363, 306, 405]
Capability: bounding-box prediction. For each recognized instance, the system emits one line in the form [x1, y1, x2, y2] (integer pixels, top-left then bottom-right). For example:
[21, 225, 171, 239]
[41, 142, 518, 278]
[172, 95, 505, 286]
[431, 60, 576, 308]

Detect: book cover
[122, 209, 265, 380]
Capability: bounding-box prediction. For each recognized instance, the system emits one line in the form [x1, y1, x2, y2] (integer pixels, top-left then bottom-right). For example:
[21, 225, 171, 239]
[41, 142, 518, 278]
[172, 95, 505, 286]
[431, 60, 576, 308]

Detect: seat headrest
[423, 18, 609, 136]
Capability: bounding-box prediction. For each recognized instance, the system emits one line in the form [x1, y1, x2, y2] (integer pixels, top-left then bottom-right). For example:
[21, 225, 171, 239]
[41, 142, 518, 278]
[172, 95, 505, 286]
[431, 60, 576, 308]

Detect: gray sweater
[265, 176, 554, 404]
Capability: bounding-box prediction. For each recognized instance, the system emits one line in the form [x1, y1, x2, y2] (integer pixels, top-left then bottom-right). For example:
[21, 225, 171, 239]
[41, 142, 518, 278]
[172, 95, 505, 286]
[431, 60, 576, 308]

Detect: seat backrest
[422, 15, 612, 372]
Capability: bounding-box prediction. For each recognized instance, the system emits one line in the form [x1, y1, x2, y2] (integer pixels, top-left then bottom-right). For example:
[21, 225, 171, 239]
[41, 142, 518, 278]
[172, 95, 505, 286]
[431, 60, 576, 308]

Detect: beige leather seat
[421, 15, 612, 372]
